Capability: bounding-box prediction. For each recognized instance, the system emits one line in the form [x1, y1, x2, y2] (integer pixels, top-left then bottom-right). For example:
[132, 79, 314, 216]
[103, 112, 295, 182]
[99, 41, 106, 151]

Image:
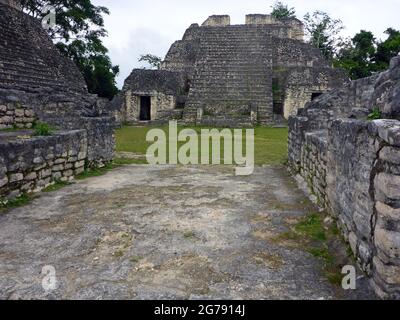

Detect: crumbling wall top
[202, 15, 230, 27]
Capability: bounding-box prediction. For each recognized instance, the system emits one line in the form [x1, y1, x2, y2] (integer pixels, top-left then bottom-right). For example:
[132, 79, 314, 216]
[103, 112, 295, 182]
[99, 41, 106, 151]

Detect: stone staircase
[0, 4, 87, 94]
[183, 25, 274, 126]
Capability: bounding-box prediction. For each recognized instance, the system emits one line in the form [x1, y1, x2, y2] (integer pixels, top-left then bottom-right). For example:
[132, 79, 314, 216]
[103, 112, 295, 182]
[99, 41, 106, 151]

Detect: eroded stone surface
[0, 165, 375, 300]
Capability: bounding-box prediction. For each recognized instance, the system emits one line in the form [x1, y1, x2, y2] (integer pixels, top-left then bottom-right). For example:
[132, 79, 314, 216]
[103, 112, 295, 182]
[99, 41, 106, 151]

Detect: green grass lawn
[115, 125, 288, 166]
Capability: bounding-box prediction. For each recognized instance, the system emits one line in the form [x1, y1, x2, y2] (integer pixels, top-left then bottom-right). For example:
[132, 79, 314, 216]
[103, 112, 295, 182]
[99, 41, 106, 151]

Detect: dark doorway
[140, 96, 151, 121]
[311, 92, 323, 101]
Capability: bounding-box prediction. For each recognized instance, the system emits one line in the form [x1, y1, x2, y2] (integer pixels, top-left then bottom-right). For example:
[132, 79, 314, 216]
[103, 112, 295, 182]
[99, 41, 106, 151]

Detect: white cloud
[92, 0, 400, 88]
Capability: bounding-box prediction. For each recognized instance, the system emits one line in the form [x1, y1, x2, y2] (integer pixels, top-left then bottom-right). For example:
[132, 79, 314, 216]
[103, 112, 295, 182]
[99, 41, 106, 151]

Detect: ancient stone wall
[0, 4, 115, 168]
[288, 56, 400, 299]
[0, 99, 35, 129]
[202, 15, 230, 27]
[0, 130, 87, 199]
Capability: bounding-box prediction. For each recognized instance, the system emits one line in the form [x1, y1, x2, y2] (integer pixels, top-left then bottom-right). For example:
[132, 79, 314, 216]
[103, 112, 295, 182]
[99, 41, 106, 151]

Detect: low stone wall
[288, 57, 400, 299]
[0, 130, 87, 199]
[299, 131, 328, 207]
[0, 100, 35, 129]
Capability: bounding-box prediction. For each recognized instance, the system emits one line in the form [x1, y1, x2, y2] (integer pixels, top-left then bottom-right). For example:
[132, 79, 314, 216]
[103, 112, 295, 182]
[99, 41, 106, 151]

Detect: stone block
[14, 109, 24, 117]
[74, 167, 85, 175]
[380, 146, 400, 165]
[0, 176, 8, 188]
[75, 160, 85, 168]
[25, 172, 37, 181]
[9, 173, 23, 182]
[52, 164, 64, 172]
[373, 256, 400, 285]
[376, 201, 400, 222]
[375, 224, 400, 260]
[39, 169, 52, 179]
[63, 170, 74, 177]
[375, 173, 400, 200]
[0, 105, 6, 113]
[52, 171, 62, 180]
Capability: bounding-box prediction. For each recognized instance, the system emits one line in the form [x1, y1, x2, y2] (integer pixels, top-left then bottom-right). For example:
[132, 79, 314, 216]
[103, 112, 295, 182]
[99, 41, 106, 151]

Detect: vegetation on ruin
[42, 181, 71, 193]
[115, 125, 288, 166]
[76, 162, 118, 180]
[33, 122, 53, 136]
[139, 54, 163, 70]
[368, 107, 382, 121]
[273, 213, 350, 286]
[271, 1, 296, 20]
[0, 194, 33, 212]
[21, 0, 119, 99]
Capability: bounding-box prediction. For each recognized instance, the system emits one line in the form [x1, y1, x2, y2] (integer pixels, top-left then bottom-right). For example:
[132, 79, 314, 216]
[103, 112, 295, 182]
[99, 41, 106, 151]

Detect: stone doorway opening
[139, 96, 151, 121]
[311, 92, 323, 101]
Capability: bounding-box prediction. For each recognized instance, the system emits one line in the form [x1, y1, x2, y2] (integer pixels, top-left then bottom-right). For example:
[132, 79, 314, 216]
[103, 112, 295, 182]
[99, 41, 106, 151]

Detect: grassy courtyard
[115, 125, 288, 166]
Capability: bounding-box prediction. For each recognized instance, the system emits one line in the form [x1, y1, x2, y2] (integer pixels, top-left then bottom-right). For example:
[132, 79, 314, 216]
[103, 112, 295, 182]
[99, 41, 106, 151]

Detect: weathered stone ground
[0, 165, 376, 300]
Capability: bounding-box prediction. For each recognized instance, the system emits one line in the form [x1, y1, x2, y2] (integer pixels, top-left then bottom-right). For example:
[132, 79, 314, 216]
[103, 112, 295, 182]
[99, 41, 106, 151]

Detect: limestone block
[21, 182, 33, 192]
[74, 167, 84, 175]
[54, 158, 66, 165]
[375, 173, 400, 200]
[373, 257, 400, 285]
[373, 120, 400, 147]
[0, 116, 13, 124]
[64, 163, 73, 170]
[75, 160, 85, 168]
[0, 176, 8, 188]
[9, 173, 23, 182]
[78, 152, 86, 160]
[63, 170, 74, 177]
[375, 224, 400, 260]
[33, 157, 44, 164]
[24, 109, 34, 117]
[25, 172, 37, 181]
[39, 169, 52, 179]
[14, 109, 24, 117]
[376, 201, 400, 222]
[52, 171, 62, 180]
[52, 164, 64, 172]
[380, 146, 400, 165]
[0, 105, 6, 113]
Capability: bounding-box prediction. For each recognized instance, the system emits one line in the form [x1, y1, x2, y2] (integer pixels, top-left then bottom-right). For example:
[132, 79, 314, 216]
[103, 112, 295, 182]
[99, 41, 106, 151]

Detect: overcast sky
[92, 0, 400, 88]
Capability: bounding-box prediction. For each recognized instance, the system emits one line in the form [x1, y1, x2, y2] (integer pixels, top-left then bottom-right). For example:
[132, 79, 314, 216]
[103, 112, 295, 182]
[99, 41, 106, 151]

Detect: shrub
[368, 107, 382, 120]
[34, 122, 52, 136]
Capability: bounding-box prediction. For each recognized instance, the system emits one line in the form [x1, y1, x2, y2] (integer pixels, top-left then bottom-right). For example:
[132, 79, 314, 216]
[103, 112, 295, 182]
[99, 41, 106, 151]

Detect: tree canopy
[21, 0, 119, 100]
[303, 10, 345, 60]
[334, 28, 400, 79]
[271, 1, 296, 20]
[139, 54, 163, 70]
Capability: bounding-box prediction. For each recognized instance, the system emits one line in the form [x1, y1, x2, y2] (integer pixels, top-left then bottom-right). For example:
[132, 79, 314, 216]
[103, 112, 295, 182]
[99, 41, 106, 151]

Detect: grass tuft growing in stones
[43, 181, 71, 193]
[273, 212, 348, 286]
[0, 193, 33, 212]
[76, 163, 118, 180]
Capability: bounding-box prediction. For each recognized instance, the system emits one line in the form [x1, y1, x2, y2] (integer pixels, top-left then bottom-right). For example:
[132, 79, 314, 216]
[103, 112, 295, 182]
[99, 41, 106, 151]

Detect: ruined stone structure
[116, 14, 347, 126]
[0, 0, 115, 198]
[288, 56, 400, 299]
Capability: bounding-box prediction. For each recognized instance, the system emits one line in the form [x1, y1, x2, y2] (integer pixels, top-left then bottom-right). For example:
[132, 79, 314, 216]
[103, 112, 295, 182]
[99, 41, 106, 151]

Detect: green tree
[21, 0, 119, 100]
[303, 11, 345, 60]
[375, 28, 400, 69]
[139, 54, 163, 69]
[271, 1, 296, 20]
[334, 31, 376, 79]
